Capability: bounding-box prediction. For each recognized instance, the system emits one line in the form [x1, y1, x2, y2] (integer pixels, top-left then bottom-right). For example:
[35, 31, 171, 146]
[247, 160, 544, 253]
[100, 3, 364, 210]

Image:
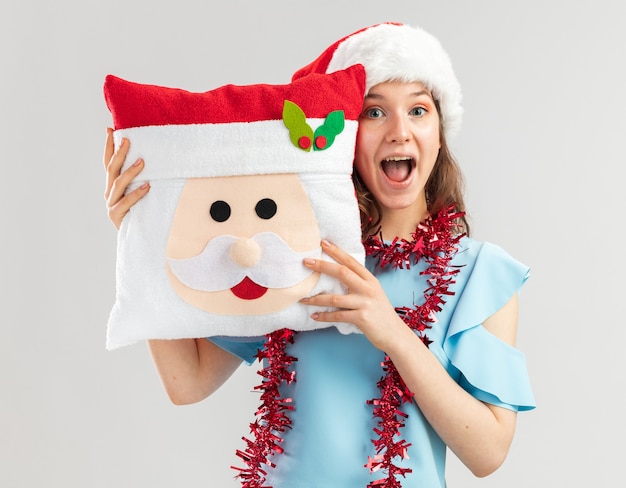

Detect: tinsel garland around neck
[361, 204, 465, 487]
[233, 205, 465, 488]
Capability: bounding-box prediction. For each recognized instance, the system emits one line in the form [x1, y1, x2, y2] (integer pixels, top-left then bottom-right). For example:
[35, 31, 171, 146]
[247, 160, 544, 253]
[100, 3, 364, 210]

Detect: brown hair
[353, 100, 470, 239]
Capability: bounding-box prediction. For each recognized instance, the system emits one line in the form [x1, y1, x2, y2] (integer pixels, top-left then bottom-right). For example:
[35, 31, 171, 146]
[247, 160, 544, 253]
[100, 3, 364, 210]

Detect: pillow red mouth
[230, 276, 269, 300]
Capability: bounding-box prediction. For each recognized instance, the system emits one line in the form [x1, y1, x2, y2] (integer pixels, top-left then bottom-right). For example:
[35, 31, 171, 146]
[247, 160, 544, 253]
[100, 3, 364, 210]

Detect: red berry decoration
[298, 136, 311, 150]
[314, 135, 327, 149]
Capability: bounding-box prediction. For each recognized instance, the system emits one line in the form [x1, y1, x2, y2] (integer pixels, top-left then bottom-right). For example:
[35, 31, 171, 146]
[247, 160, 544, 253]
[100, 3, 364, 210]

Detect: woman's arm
[103, 129, 242, 404]
[302, 240, 518, 477]
[383, 295, 518, 478]
[148, 339, 243, 405]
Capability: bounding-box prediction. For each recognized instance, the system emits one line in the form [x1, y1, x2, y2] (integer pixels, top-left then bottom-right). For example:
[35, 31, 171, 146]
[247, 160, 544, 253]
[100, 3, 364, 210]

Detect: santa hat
[293, 22, 463, 138]
[104, 64, 365, 182]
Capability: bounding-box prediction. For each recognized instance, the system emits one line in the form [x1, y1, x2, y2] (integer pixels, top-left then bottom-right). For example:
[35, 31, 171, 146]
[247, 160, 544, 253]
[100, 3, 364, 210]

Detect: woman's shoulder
[443, 237, 535, 411]
[450, 236, 530, 316]
[454, 236, 528, 276]
[456, 235, 510, 256]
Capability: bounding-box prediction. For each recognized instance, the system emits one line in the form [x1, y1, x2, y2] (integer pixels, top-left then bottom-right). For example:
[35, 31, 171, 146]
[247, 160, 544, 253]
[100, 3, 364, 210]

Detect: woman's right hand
[103, 127, 150, 230]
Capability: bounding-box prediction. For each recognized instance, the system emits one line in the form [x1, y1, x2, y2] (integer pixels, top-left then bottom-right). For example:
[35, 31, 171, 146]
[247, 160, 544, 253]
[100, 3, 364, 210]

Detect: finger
[122, 181, 150, 208]
[303, 256, 367, 294]
[104, 130, 130, 174]
[103, 127, 114, 170]
[309, 308, 359, 325]
[108, 182, 150, 230]
[105, 156, 144, 203]
[300, 291, 358, 311]
[104, 136, 131, 197]
[321, 240, 371, 280]
[107, 172, 148, 211]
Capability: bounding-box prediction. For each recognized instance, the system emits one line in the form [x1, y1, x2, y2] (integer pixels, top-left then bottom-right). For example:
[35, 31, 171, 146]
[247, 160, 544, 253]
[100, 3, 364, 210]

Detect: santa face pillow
[103, 65, 365, 349]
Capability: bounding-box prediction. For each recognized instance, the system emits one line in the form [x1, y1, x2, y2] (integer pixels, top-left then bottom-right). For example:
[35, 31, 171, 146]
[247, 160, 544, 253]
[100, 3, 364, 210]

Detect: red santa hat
[292, 22, 463, 138]
[104, 64, 365, 182]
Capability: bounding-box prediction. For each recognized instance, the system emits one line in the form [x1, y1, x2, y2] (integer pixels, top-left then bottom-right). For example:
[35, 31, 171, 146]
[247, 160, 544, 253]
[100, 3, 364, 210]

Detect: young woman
[104, 22, 534, 487]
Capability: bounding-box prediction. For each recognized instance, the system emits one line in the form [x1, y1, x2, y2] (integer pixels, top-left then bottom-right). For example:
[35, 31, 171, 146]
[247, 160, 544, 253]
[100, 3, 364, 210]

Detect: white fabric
[106, 175, 363, 350]
[113, 120, 359, 181]
[326, 23, 463, 138]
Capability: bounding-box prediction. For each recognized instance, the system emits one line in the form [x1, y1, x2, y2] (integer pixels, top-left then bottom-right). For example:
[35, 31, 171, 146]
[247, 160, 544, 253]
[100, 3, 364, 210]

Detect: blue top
[209, 237, 535, 487]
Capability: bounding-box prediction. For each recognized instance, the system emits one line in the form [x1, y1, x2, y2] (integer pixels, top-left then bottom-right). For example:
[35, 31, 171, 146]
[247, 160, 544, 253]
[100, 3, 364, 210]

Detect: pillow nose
[229, 237, 261, 268]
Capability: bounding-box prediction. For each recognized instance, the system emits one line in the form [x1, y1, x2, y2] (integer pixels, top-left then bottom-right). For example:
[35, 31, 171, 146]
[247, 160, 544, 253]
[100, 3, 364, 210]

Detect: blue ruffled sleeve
[444, 239, 535, 411]
[206, 336, 265, 365]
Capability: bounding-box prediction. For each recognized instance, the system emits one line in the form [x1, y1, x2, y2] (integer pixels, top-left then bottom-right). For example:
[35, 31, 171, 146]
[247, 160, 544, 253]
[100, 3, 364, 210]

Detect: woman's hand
[301, 239, 406, 352]
[103, 127, 150, 230]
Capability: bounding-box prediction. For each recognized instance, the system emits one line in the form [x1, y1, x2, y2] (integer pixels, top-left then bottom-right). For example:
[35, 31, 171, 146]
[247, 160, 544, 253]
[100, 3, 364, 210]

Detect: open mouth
[230, 276, 268, 300]
[381, 156, 414, 182]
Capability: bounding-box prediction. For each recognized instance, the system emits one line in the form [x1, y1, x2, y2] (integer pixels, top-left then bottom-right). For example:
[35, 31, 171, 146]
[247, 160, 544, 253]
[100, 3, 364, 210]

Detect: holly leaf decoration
[313, 110, 345, 151]
[283, 100, 314, 151]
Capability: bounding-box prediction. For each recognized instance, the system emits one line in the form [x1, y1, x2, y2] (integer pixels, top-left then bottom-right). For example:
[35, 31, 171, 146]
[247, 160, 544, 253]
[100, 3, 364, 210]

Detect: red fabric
[104, 65, 365, 130]
[291, 22, 402, 82]
[230, 277, 268, 300]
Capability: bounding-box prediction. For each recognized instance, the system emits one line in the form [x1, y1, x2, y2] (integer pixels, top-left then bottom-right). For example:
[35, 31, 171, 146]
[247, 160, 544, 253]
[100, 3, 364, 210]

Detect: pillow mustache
[167, 232, 321, 292]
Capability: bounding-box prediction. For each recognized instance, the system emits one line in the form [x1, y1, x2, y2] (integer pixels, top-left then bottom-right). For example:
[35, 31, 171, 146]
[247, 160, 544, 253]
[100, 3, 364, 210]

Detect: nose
[385, 114, 411, 143]
[229, 238, 261, 268]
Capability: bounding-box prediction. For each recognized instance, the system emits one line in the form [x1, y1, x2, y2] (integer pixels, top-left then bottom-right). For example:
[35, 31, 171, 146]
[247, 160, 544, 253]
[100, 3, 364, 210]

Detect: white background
[2, 0, 624, 486]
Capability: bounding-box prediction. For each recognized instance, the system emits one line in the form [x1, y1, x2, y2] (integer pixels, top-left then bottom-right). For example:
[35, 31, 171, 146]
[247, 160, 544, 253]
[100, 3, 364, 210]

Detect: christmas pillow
[103, 65, 366, 349]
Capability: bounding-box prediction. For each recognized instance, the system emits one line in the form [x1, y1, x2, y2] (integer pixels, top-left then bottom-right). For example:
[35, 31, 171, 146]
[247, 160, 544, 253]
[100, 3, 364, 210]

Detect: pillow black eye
[255, 198, 277, 220]
[209, 200, 231, 222]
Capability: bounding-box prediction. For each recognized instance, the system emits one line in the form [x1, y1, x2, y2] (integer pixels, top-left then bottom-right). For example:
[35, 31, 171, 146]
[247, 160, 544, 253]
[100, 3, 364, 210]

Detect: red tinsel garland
[234, 205, 464, 488]
[232, 328, 297, 488]
[362, 205, 465, 487]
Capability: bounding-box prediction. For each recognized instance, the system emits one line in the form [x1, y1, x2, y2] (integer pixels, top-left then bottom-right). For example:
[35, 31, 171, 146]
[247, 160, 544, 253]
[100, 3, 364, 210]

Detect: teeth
[383, 156, 412, 162]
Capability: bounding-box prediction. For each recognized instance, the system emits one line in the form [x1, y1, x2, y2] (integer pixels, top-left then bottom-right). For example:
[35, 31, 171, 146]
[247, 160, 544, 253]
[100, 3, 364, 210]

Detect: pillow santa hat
[103, 64, 366, 349]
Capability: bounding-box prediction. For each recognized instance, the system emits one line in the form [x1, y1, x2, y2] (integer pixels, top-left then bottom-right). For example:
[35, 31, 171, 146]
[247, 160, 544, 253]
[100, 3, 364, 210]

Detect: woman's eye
[364, 107, 384, 119]
[410, 107, 427, 117]
[210, 200, 231, 222]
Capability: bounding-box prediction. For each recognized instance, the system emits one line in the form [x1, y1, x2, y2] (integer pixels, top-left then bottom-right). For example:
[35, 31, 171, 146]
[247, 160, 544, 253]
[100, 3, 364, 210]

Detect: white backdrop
[2, 0, 624, 486]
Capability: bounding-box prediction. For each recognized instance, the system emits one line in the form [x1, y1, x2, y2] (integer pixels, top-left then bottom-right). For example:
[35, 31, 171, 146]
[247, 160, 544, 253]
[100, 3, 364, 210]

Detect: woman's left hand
[301, 239, 406, 351]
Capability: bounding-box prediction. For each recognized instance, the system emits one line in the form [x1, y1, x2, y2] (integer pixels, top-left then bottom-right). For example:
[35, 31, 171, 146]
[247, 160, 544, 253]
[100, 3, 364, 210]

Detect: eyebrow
[365, 90, 432, 101]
